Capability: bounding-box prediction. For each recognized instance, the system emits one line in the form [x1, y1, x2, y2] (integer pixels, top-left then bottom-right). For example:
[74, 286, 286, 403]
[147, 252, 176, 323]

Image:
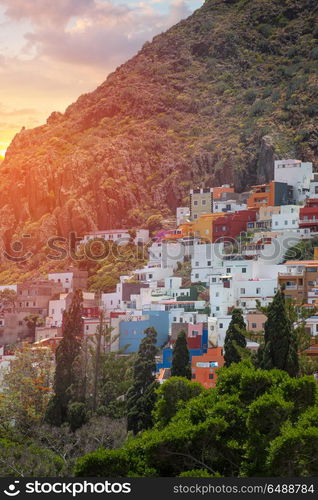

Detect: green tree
[259, 290, 299, 377]
[171, 330, 191, 379]
[126, 327, 158, 434]
[0, 347, 53, 434]
[153, 377, 203, 428]
[75, 361, 318, 478]
[24, 314, 45, 341]
[45, 290, 83, 426]
[224, 309, 247, 367]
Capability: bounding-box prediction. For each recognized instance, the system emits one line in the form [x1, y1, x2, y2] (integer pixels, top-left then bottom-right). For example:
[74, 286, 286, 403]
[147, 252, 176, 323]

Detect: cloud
[0, 0, 95, 27]
[1, 1, 193, 68]
[0, 104, 39, 117]
[0, 1, 201, 150]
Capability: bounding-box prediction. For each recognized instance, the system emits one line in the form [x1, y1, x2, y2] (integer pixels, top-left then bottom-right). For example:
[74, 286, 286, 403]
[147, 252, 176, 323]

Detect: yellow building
[192, 213, 223, 242]
[163, 213, 223, 243]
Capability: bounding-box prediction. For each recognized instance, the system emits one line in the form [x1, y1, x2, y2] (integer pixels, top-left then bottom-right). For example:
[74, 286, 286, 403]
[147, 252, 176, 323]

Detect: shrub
[243, 89, 257, 104]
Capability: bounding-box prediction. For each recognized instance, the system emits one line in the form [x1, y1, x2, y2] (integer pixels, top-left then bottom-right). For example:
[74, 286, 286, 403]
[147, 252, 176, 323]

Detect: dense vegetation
[0, 0, 317, 253]
[75, 363, 318, 478]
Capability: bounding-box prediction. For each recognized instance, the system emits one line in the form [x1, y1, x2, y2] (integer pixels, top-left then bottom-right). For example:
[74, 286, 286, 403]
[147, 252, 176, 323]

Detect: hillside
[0, 0, 317, 251]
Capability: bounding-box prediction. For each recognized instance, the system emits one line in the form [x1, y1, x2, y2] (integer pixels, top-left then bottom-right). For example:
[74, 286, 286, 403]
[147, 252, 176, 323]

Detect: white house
[274, 159, 313, 203]
[213, 200, 247, 213]
[271, 205, 300, 231]
[176, 207, 190, 226]
[80, 228, 150, 247]
[191, 243, 224, 283]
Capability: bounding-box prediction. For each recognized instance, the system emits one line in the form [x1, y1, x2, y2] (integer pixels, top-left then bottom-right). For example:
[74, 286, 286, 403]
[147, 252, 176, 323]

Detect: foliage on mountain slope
[0, 0, 317, 253]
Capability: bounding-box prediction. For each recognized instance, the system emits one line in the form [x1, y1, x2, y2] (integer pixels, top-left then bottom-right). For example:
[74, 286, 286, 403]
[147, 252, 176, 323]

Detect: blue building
[156, 328, 209, 372]
[119, 310, 169, 353]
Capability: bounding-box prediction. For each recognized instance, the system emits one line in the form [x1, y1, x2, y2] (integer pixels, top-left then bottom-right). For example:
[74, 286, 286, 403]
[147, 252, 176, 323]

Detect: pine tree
[171, 330, 191, 379]
[224, 308, 247, 367]
[126, 327, 158, 434]
[259, 289, 299, 377]
[45, 290, 83, 426]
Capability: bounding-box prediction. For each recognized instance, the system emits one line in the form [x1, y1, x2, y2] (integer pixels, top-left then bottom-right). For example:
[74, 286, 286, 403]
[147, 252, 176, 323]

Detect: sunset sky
[0, 0, 203, 157]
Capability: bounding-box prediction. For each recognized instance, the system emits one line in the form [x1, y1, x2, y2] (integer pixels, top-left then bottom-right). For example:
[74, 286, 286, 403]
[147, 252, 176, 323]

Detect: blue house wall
[156, 331, 209, 372]
[119, 310, 169, 353]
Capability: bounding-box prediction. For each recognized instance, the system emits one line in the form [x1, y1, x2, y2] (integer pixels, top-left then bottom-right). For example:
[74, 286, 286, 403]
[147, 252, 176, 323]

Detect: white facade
[148, 241, 188, 270]
[176, 207, 190, 226]
[47, 297, 67, 327]
[80, 228, 149, 246]
[271, 205, 300, 231]
[102, 282, 122, 311]
[133, 265, 173, 283]
[191, 243, 224, 283]
[274, 159, 313, 203]
[209, 261, 286, 318]
[213, 200, 247, 213]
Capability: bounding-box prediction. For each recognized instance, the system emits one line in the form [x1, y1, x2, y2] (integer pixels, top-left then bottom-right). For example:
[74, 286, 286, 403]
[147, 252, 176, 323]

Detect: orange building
[247, 181, 291, 209]
[213, 185, 235, 200]
[191, 347, 224, 389]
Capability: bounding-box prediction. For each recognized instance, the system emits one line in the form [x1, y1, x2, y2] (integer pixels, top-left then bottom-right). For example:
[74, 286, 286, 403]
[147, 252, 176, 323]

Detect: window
[216, 306, 220, 311]
[195, 261, 199, 266]
[240, 288, 245, 294]
[212, 277, 216, 282]
[209, 373, 214, 379]
[241, 302, 246, 307]
[216, 292, 219, 297]
[195, 274, 199, 279]
[219, 323, 223, 328]
[52, 308, 55, 314]
[202, 200, 206, 206]
[148, 274, 153, 279]
[173, 317, 177, 322]
[86, 325, 89, 331]
[275, 221, 278, 226]
[226, 268, 231, 273]
[252, 323, 257, 329]
[215, 205, 218, 210]
[193, 200, 198, 206]
[207, 261, 211, 266]
[193, 214, 198, 219]
[256, 288, 261, 294]
[285, 220, 288, 225]
[18, 321, 23, 326]
[242, 268, 247, 273]
[192, 373, 196, 379]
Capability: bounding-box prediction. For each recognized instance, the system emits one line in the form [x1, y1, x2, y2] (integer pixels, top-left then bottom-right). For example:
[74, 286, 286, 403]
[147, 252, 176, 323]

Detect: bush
[74, 449, 130, 477]
[243, 89, 257, 104]
[153, 377, 203, 428]
[67, 402, 88, 432]
[250, 100, 268, 116]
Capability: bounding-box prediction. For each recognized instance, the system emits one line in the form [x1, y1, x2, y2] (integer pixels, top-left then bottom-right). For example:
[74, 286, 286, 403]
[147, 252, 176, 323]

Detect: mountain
[0, 0, 317, 249]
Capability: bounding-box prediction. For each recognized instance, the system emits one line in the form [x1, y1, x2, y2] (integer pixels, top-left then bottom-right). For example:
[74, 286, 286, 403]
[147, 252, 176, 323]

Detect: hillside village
[1, 158, 318, 389]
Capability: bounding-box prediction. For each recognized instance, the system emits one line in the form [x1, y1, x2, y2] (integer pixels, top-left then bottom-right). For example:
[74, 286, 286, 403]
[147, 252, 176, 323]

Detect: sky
[0, 0, 204, 156]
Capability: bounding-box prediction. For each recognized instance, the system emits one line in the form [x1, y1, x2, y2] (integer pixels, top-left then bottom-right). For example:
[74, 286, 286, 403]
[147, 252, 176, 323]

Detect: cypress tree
[45, 289, 83, 426]
[224, 308, 247, 367]
[127, 327, 158, 434]
[171, 330, 191, 379]
[259, 289, 299, 377]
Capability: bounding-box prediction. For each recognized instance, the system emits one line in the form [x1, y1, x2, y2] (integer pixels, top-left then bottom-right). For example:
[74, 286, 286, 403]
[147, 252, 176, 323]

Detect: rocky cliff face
[0, 0, 317, 249]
